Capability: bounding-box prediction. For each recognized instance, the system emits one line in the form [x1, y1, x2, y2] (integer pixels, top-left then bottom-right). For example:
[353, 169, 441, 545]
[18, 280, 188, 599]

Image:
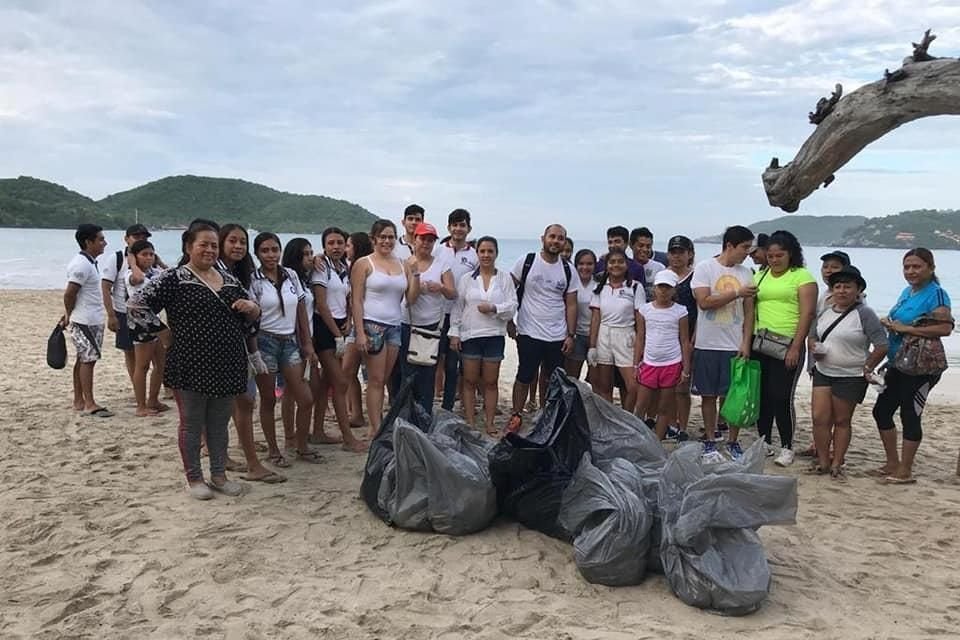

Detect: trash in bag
[719, 357, 761, 428]
[659, 440, 798, 615]
[47, 323, 67, 370]
[573, 378, 667, 466]
[559, 453, 653, 586]
[598, 457, 665, 574]
[361, 376, 431, 522]
[488, 368, 592, 541]
[388, 410, 497, 535]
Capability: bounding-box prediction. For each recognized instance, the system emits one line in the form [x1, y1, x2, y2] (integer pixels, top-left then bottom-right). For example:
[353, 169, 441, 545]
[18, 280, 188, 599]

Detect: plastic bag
[559, 454, 653, 586]
[659, 440, 798, 615]
[389, 411, 497, 535]
[598, 457, 665, 573]
[573, 379, 667, 466]
[488, 369, 592, 541]
[719, 358, 761, 428]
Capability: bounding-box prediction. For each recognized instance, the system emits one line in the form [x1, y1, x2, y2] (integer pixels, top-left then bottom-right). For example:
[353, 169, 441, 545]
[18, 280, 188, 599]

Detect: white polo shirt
[434, 240, 479, 314]
[98, 249, 128, 313]
[251, 267, 306, 335]
[66, 252, 105, 326]
[590, 282, 640, 328]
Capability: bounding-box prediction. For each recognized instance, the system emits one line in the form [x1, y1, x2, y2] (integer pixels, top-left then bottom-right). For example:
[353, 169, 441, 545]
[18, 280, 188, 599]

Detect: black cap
[750, 233, 769, 253]
[125, 223, 151, 238]
[827, 265, 866, 291]
[820, 250, 850, 266]
[667, 235, 694, 251]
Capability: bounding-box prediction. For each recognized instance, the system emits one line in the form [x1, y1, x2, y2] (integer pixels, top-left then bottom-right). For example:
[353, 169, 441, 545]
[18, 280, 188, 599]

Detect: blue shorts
[115, 311, 134, 351]
[257, 332, 303, 374]
[363, 320, 402, 353]
[691, 349, 737, 397]
[461, 336, 506, 362]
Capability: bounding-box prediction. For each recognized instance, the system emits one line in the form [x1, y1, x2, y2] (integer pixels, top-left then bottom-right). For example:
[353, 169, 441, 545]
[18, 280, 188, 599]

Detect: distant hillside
[0, 175, 377, 233]
[695, 215, 867, 245]
[837, 209, 960, 250]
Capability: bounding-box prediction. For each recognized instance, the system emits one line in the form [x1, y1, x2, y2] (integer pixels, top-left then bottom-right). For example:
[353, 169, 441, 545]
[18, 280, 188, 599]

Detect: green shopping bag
[719, 358, 761, 427]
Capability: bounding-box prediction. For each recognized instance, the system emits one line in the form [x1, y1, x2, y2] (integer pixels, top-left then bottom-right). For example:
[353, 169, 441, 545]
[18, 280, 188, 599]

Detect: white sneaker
[189, 483, 214, 500]
[774, 447, 795, 467]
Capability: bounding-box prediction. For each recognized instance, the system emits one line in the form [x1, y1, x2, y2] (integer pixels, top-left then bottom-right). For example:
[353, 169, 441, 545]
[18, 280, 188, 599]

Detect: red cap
[414, 222, 438, 238]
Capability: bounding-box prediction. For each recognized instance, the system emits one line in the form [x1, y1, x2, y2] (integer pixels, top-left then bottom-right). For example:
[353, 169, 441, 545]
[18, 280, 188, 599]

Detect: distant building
[895, 232, 915, 242]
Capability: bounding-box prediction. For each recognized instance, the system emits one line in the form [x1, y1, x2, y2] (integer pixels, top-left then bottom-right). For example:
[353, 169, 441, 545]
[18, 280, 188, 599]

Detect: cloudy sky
[2, 0, 958, 239]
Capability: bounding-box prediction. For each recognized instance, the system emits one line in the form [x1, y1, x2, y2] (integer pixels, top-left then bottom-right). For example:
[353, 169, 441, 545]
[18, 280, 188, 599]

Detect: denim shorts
[257, 331, 303, 374]
[362, 320, 402, 354]
[461, 335, 506, 362]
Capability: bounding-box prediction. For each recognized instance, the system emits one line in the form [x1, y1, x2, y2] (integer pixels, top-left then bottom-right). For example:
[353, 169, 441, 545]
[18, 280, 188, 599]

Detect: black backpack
[515, 252, 572, 308]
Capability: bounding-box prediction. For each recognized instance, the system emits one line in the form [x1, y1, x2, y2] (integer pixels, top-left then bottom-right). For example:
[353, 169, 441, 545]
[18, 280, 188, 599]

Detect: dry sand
[2, 290, 960, 640]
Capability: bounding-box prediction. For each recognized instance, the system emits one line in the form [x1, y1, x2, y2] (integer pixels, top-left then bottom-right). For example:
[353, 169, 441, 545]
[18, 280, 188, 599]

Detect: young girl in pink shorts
[634, 270, 692, 440]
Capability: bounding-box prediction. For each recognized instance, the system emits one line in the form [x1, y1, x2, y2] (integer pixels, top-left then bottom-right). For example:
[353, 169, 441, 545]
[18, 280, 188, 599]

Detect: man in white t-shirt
[691, 225, 756, 458]
[433, 208, 480, 410]
[506, 224, 578, 433]
[396, 204, 424, 257]
[99, 223, 152, 383]
[63, 223, 113, 418]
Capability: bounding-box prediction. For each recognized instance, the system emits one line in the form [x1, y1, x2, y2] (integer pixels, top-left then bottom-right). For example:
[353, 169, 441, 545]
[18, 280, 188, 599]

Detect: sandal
[803, 463, 829, 476]
[830, 466, 847, 482]
[879, 475, 916, 485]
[86, 407, 115, 418]
[296, 449, 324, 464]
[309, 433, 343, 445]
[241, 470, 287, 484]
[866, 466, 895, 477]
[225, 458, 248, 473]
[267, 453, 291, 468]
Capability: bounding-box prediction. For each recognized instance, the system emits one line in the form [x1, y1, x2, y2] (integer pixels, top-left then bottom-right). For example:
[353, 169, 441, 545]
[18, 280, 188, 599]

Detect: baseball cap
[827, 265, 866, 291]
[654, 270, 678, 287]
[819, 250, 851, 266]
[125, 223, 151, 238]
[667, 235, 693, 251]
[749, 232, 769, 254]
[414, 222, 439, 238]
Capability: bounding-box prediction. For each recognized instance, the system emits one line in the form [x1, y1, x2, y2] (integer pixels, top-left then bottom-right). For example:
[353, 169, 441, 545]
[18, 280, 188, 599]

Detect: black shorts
[812, 367, 869, 404]
[516, 334, 564, 385]
[313, 315, 348, 352]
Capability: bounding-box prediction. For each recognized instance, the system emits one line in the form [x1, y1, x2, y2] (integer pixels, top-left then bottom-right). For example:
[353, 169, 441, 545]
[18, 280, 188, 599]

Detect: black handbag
[47, 324, 67, 369]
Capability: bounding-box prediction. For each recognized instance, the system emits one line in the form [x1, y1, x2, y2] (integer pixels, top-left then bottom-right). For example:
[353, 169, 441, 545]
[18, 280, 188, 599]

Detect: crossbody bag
[751, 269, 793, 360]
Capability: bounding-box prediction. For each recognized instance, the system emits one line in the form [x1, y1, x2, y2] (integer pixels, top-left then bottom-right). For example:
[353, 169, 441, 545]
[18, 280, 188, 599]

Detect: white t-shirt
[124, 266, 162, 299]
[590, 282, 639, 328]
[434, 241, 479, 314]
[66, 253, 105, 326]
[691, 257, 753, 351]
[311, 257, 350, 320]
[403, 254, 451, 326]
[511, 253, 577, 342]
[98, 249, 128, 313]
[813, 304, 887, 377]
[251, 267, 306, 335]
[637, 301, 688, 366]
[575, 278, 594, 336]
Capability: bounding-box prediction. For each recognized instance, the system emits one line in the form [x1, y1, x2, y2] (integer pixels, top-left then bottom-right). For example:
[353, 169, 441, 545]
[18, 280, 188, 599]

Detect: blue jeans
[398, 322, 439, 416]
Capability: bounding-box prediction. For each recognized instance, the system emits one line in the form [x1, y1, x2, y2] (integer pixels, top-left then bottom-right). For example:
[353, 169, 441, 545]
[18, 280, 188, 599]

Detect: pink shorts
[638, 362, 683, 389]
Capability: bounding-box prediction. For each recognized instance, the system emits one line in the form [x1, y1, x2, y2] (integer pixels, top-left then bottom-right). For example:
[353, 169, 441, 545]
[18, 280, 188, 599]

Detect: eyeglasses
[377, 235, 396, 241]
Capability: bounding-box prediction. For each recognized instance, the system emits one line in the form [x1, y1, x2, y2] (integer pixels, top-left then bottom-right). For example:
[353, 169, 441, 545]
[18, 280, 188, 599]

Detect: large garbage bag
[574, 379, 667, 466]
[659, 440, 798, 615]
[389, 410, 497, 535]
[488, 369, 592, 541]
[361, 377, 431, 522]
[598, 457, 665, 573]
[559, 454, 653, 586]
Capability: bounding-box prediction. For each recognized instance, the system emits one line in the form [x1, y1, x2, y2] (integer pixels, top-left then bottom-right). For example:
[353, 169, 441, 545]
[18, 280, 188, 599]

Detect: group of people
[61, 209, 957, 499]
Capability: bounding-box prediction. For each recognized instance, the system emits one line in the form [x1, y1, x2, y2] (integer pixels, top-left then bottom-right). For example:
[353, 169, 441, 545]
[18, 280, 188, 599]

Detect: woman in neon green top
[752, 230, 817, 467]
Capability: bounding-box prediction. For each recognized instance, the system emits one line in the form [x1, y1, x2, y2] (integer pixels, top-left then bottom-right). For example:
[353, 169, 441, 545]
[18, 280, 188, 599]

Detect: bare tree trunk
[762, 58, 960, 212]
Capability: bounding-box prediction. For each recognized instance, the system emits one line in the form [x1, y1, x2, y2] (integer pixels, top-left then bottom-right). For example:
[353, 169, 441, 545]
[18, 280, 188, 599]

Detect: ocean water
[4, 227, 959, 360]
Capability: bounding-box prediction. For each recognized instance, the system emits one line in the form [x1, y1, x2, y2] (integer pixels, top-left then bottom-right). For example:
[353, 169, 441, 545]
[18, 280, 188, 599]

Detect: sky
[1, 0, 958, 239]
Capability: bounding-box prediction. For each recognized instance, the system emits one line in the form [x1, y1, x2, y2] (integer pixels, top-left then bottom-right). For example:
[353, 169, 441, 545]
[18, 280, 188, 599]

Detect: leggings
[755, 350, 804, 449]
[174, 389, 234, 482]
[872, 367, 939, 442]
[440, 315, 460, 411]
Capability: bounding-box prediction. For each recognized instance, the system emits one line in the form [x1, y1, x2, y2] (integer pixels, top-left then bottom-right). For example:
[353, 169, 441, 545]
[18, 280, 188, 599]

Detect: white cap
[653, 270, 678, 287]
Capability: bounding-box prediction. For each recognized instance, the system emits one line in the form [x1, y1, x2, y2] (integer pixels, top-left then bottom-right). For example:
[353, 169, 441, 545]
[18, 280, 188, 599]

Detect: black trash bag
[488, 368, 592, 541]
[360, 376, 431, 522]
[388, 410, 497, 535]
[659, 440, 798, 615]
[559, 453, 653, 586]
[573, 379, 667, 466]
[598, 457, 665, 573]
[47, 324, 67, 370]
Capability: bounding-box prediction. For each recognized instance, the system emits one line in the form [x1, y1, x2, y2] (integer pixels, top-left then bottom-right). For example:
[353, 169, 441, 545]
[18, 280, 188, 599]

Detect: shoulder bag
[406, 261, 442, 367]
[894, 315, 950, 376]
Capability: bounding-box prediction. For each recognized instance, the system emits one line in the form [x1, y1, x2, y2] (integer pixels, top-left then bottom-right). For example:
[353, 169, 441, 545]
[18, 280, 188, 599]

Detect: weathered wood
[763, 57, 960, 212]
[808, 84, 843, 124]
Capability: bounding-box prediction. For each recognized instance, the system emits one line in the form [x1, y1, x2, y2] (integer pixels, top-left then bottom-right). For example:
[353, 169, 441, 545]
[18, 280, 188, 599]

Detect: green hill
[696, 215, 867, 245]
[837, 209, 960, 249]
[0, 174, 378, 232]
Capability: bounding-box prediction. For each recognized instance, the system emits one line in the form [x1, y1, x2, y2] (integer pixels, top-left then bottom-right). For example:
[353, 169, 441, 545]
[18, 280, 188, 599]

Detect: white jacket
[449, 269, 517, 341]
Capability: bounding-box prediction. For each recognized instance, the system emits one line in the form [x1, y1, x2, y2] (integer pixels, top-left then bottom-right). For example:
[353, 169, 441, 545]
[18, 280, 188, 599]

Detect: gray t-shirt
[809, 303, 886, 377]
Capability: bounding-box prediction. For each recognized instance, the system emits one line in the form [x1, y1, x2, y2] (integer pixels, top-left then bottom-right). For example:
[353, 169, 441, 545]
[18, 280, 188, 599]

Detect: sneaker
[208, 480, 245, 497]
[189, 483, 214, 501]
[727, 441, 744, 461]
[701, 441, 725, 464]
[698, 429, 721, 442]
[666, 425, 689, 442]
[774, 447, 795, 467]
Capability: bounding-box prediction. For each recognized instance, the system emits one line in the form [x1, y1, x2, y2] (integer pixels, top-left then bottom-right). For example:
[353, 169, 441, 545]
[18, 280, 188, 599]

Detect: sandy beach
[2, 289, 960, 639]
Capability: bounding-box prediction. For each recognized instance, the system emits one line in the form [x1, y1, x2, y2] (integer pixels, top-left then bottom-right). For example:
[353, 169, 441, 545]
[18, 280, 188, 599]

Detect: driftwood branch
[909, 29, 937, 63]
[763, 31, 960, 212]
[808, 84, 843, 124]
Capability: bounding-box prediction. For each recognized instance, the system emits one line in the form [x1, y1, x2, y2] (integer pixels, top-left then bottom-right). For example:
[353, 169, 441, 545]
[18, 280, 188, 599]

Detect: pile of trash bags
[361, 370, 798, 615]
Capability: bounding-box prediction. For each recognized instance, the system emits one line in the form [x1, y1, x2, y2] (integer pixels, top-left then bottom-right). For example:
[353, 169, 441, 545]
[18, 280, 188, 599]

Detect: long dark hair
[768, 230, 805, 268]
[218, 223, 255, 290]
[370, 219, 397, 241]
[253, 231, 290, 316]
[179, 221, 220, 267]
[347, 232, 373, 278]
[593, 248, 631, 294]
[904, 247, 939, 284]
[282, 237, 312, 286]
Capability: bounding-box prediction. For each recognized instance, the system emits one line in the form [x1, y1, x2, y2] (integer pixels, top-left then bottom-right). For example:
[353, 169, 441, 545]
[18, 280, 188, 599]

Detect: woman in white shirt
[449, 236, 518, 435]
[352, 220, 420, 436]
[587, 248, 640, 410]
[565, 249, 597, 378]
[397, 222, 455, 416]
[251, 232, 319, 467]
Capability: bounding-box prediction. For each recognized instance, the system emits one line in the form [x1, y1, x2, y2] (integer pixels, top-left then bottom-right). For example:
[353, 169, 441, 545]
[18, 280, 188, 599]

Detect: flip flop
[225, 458, 248, 473]
[309, 433, 343, 445]
[86, 407, 115, 418]
[296, 449, 324, 464]
[880, 475, 917, 485]
[267, 453, 291, 468]
[241, 470, 287, 484]
[148, 402, 171, 413]
[803, 463, 828, 476]
[866, 467, 894, 477]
